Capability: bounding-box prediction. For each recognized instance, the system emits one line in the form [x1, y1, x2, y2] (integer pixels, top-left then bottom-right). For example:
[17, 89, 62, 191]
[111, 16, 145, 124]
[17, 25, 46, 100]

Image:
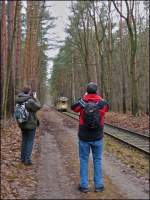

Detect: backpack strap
[79, 99, 107, 109]
[96, 99, 108, 109]
[78, 98, 87, 108]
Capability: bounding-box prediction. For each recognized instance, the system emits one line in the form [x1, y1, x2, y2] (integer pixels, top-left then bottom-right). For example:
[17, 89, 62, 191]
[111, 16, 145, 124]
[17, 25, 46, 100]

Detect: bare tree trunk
[2, 1, 18, 119]
[1, 0, 8, 118]
[112, 0, 138, 116]
[15, 1, 22, 91]
[127, 12, 138, 115]
[119, 1, 126, 113]
[88, 1, 107, 96]
[22, 1, 32, 86]
[71, 53, 75, 102]
[108, 1, 113, 104]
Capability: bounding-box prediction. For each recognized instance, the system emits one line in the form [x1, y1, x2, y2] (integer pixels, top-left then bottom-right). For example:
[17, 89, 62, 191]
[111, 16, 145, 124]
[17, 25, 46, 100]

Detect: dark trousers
[21, 129, 36, 163]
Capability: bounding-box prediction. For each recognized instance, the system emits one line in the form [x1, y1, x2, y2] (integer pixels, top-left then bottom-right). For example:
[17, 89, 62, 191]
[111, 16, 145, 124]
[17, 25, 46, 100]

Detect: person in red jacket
[71, 82, 109, 193]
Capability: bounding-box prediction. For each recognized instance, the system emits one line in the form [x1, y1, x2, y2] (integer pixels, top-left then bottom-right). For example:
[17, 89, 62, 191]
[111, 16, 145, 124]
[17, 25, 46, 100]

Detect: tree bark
[1, 0, 8, 118]
[119, 1, 126, 113]
[2, 1, 18, 118]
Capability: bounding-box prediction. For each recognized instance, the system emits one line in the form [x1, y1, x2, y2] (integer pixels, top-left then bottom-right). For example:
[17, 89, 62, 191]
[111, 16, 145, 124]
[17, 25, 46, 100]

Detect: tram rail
[61, 111, 149, 156]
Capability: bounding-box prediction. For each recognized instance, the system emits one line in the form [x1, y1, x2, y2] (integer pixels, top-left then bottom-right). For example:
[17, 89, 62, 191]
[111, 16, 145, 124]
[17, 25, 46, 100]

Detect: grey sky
[46, 1, 71, 77]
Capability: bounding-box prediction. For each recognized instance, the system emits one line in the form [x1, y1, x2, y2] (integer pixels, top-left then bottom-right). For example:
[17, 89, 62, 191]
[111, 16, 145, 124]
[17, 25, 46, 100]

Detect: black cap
[87, 82, 97, 94]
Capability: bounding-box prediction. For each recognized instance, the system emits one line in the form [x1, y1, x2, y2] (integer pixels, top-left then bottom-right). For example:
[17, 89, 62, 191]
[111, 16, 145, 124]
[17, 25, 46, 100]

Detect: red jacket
[71, 93, 109, 141]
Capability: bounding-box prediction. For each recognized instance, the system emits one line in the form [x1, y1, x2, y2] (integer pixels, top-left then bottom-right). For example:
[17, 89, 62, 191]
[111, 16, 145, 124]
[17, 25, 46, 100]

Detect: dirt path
[35, 108, 149, 199]
[36, 132, 79, 199]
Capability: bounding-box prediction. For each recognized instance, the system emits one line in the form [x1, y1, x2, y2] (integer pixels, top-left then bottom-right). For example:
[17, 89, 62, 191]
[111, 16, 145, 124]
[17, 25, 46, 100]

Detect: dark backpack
[14, 102, 29, 124]
[82, 101, 101, 129]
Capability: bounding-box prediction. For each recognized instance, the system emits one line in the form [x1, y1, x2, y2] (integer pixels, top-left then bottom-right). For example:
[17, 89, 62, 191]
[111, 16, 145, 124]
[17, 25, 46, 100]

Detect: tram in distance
[56, 97, 68, 112]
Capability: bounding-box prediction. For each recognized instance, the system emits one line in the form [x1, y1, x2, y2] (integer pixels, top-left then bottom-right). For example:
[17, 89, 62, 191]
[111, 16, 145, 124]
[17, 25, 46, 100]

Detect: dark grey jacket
[16, 92, 41, 130]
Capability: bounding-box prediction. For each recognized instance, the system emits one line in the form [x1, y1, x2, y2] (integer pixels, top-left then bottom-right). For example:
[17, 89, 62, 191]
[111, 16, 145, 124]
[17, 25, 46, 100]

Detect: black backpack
[80, 99, 101, 130]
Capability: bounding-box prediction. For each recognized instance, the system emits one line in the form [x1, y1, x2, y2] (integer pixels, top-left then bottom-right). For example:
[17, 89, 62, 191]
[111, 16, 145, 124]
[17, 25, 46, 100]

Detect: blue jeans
[21, 129, 36, 163]
[79, 139, 103, 188]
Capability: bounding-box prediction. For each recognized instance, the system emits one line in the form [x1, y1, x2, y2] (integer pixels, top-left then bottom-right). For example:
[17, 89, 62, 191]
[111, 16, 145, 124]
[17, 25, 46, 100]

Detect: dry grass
[104, 136, 149, 178]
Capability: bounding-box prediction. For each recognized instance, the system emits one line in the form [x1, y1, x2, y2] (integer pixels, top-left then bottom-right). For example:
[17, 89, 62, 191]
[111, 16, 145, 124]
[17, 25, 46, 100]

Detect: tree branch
[131, 0, 134, 13]
[112, 0, 127, 20]
[125, 0, 130, 19]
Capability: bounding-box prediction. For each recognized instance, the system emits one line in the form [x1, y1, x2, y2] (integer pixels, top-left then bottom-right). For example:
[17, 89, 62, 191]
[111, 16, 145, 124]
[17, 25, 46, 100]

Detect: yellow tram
[56, 97, 68, 112]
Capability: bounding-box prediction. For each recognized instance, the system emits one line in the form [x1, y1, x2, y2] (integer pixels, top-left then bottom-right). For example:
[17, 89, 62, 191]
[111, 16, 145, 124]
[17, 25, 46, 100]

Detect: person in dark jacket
[71, 82, 109, 193]
[16, 85, 41, 165]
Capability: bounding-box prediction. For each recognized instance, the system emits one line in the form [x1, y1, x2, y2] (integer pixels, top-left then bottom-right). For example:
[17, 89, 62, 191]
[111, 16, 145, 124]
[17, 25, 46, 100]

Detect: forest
[0, 1, 56, 120]
[50, 1, 149, 116]
[0, 1, 149, 199]
[0, 1, 149, 119]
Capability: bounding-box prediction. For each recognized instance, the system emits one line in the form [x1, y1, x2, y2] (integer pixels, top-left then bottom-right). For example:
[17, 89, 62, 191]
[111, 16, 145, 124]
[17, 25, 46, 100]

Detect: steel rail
[65, 111, 149, 137]
[62, 111, 149, 155]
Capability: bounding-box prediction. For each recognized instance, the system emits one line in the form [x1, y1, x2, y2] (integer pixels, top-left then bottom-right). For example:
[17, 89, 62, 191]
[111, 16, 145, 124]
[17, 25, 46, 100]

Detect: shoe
[24, 161, 33, 166]
[95, 186, 104, 192]
[78, 185, 89, 193]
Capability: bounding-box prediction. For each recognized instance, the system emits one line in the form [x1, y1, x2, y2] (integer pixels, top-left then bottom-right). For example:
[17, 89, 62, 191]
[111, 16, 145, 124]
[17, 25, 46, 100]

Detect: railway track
[62, 111, 150, 156]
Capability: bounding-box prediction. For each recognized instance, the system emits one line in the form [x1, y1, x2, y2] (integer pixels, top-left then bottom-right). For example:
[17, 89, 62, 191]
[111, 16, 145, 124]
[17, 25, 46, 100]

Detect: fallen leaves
[105, 111, 149, 135]
[1, 120, 41, 199]
[1, 109, 149, 199]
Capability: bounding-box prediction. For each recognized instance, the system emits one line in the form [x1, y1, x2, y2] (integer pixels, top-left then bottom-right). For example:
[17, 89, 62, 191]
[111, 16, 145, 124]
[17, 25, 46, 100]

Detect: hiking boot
[78, 185, 89, 193]
[95, 186, 104, 192]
